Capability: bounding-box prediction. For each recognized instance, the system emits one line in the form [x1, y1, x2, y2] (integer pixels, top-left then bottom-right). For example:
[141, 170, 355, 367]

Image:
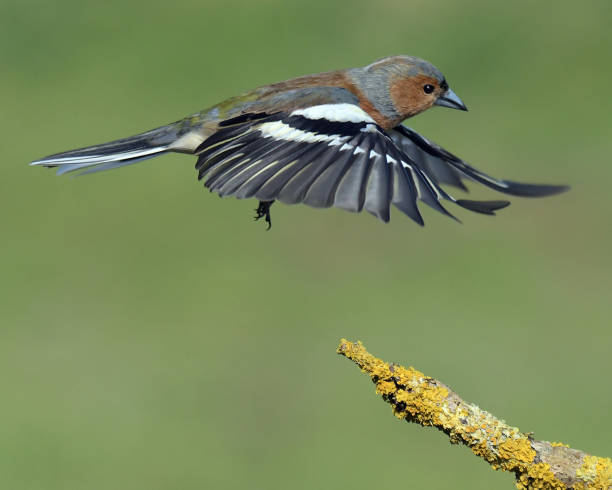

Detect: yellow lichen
[375, 380, 396, 396]
[576, 455, 612, 489]
[516, 463, 565, 490]
[337, 339, 612, 490]
[498, 438, 537, 465]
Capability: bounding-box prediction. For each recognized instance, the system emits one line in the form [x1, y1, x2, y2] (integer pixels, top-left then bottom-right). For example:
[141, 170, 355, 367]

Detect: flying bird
[31, 55, 568, 228]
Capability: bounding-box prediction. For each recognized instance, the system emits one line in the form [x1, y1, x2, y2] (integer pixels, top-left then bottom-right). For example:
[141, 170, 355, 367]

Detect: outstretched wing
[195, 104, 511, 224]
[390, 125, 569, 196]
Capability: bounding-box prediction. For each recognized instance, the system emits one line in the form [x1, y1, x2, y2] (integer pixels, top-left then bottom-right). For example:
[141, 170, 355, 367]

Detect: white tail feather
[31, 146, 168, 176]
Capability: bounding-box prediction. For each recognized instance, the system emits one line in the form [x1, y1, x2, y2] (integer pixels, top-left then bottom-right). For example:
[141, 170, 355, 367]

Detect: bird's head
[350, 55, 467, 126]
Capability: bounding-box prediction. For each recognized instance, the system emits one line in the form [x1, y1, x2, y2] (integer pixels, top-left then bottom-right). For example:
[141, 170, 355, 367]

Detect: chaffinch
[31, 55, 568, 228]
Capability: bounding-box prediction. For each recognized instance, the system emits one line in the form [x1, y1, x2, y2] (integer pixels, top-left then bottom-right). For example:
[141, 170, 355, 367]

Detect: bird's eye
[423, 84, 435, 94]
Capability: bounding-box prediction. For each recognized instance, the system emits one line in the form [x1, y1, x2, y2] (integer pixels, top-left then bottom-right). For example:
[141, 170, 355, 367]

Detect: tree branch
[337, 339, 611, 489]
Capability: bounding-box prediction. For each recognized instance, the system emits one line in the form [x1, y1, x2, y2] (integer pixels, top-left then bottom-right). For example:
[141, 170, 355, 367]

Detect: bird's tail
[29, 123, 188, 175]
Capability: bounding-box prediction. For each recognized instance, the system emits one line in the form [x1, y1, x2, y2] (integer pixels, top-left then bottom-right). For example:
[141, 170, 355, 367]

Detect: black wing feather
[194, 108, 550, 224]
[392, 125, 569, 197]
[391, 161, 424, 226]
[277, 143, 345, 204]
[256, 144, 331, 201]
[302, 144, 357, 208]
[234, 160, 290, 199]
[363, 138, 392, 222]
[333, 149, 372, 213]
[212, 140, 300, 194]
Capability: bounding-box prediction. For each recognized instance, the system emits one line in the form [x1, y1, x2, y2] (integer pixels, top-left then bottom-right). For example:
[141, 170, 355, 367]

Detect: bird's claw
[254, 200, 274, 230]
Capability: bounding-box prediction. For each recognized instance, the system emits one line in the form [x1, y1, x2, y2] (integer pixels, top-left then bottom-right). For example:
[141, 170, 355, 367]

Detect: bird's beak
[435, 88, 468, 111]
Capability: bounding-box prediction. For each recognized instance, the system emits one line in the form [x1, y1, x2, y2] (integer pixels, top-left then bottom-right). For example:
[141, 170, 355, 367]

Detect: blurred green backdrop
[1, 0, 611, 488]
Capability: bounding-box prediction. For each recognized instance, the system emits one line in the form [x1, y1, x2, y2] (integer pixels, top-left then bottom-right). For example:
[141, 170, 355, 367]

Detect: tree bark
[337, 339, 611, 489]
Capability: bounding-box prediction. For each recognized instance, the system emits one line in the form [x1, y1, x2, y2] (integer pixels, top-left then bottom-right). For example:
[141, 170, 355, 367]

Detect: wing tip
[534, 183, 571, 197]
[501, 182, 570, 198]
[415, 216, 425, 227]
[367, 210, 391, 223]
[456, 199, 511, 215]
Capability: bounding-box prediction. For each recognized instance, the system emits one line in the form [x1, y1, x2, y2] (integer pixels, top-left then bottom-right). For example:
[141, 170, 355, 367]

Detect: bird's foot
[254, 200, 274, 230]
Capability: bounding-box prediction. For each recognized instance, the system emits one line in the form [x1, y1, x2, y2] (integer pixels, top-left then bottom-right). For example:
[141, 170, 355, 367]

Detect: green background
[2, 1, 611, 488]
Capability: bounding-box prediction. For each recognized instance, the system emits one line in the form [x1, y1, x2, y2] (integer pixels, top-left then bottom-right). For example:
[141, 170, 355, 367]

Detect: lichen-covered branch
[337, 339, 611, 489]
